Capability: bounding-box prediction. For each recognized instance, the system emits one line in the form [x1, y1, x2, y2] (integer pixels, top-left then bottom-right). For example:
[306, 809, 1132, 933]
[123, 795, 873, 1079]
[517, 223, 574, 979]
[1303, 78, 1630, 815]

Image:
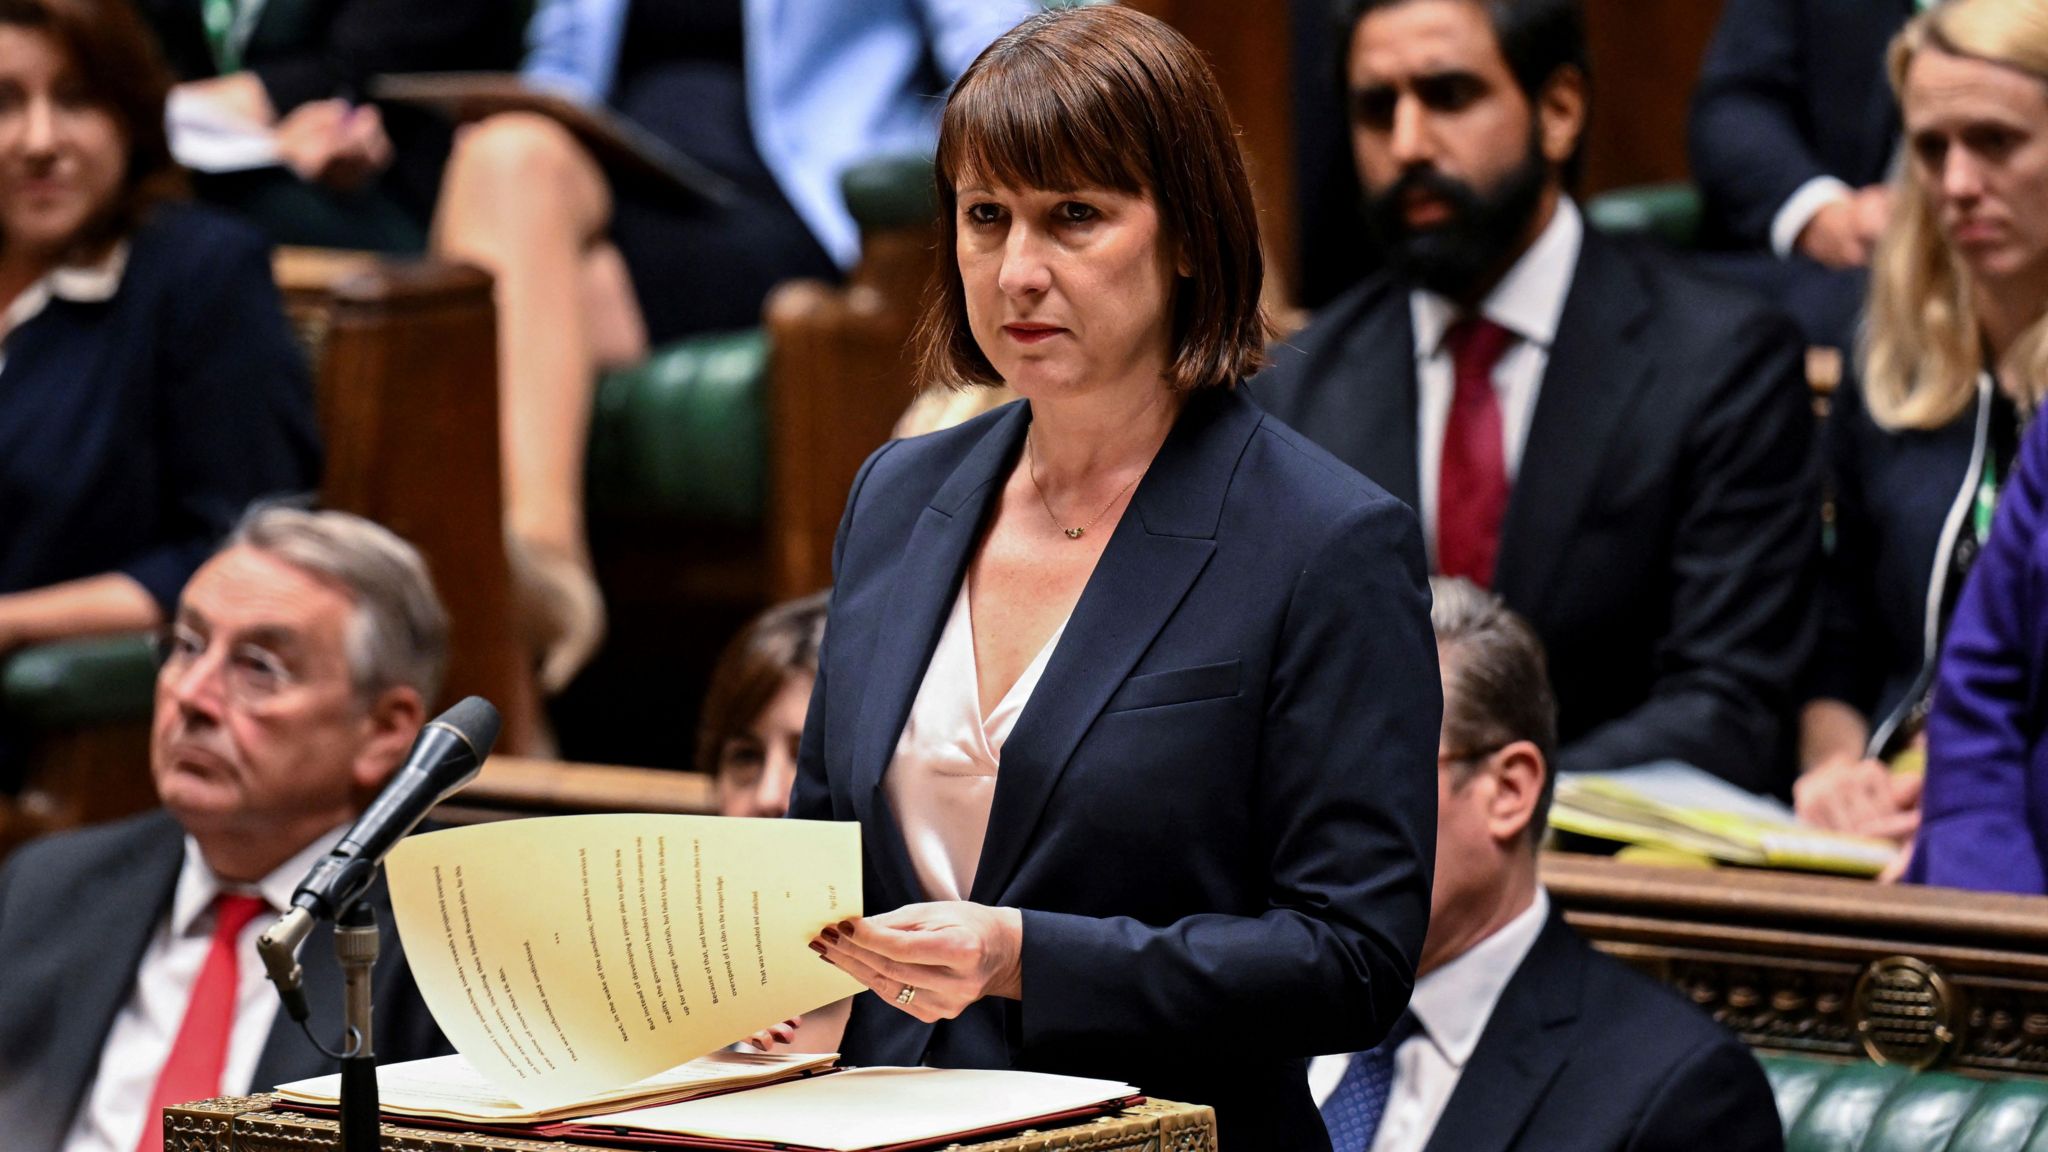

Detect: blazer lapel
[1314, 277, 1422, 512]
[1495, 234, 1652, 610]
[1421, 913, 1584, 1152]
[968, 389, 1252, 904]
[848, 403, 1029, 905]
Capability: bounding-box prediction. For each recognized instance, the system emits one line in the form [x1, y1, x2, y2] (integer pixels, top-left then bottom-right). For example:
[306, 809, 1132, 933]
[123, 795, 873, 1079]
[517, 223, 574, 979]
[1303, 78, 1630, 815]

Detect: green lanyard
[1973, 451, 1999, 544]
[200, 0, 264, 74]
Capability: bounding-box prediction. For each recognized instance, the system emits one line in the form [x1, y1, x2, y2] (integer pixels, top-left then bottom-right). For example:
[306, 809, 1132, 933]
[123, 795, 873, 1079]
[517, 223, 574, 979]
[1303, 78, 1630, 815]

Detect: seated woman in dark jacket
[0, 0, 318, 696]
[1896, 0, 2048, 893]
[1800, 0, 2043, 851]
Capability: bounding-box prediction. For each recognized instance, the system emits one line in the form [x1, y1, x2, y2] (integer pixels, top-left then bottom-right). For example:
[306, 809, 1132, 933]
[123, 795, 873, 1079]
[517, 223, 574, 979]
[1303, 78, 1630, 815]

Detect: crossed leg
[433, 111, 650, 694]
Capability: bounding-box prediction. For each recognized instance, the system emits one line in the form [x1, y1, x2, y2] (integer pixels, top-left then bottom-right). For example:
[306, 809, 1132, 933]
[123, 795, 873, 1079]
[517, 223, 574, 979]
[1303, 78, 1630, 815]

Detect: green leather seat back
[1584, 181, 1704, 250]
[1764, 1054, 2048, 1152]
[0, 633, 158, 728]
[587, 329, 770, 526]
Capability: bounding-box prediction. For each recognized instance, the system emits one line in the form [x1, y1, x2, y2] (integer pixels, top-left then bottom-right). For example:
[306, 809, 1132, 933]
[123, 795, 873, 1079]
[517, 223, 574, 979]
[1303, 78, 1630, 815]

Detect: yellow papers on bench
[1550, 764, 1897, 876]
[383, 815, 862, 1112]
[275, 1050, 838, 1124]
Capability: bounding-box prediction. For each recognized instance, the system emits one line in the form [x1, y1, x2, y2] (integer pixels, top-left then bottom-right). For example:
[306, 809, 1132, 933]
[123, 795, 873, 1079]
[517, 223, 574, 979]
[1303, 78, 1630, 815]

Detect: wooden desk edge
[167, 1093, 1217, 1152]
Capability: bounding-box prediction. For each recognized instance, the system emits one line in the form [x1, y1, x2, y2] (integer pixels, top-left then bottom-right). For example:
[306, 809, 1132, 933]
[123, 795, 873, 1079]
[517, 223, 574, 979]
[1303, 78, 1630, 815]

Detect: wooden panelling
[1546, 853, 2048, 1077]
[1577, 0, 1727, 194]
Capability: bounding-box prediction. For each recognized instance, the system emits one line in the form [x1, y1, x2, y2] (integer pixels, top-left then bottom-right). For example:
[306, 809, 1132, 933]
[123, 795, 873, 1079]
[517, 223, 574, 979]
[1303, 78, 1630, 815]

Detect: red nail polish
[837, 920, 855, 935]
[821, 926, 840, 943]
[809, 941, 826, 955]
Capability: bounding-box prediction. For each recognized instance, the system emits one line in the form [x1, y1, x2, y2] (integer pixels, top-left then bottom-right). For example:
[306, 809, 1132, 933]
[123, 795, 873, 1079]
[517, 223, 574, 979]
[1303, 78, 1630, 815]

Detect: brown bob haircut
[912, 5, 1269, 393]
[692, 590, 830, 778]
[0, 0, 185, 255]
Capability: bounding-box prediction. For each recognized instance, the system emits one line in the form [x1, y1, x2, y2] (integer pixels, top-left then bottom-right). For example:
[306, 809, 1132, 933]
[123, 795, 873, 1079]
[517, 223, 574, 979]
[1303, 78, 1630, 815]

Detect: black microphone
[259, 696, 500, 1019]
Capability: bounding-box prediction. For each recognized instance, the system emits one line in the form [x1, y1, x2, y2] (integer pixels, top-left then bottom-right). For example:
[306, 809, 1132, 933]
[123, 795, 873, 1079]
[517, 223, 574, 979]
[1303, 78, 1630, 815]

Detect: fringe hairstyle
[1864, 0, 2048, 430]
[910, 6, 1270, 393]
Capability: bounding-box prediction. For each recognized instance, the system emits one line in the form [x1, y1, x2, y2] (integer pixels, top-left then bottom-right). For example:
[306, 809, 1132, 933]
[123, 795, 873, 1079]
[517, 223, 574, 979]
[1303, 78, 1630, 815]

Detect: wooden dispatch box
[164, 1094, 1217, 1152]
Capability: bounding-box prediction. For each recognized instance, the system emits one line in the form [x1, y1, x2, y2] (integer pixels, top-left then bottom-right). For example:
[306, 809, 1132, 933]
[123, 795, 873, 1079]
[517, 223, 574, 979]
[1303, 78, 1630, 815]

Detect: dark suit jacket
[789, 387, 1442, 1150]
[1253, 228, 1819, 795]
[1811, 371, 1987, 746]
[1420, 910, 1782, 1152]
[0, 203, 318, 615]
[0, 810, 451, 1152]
[135, 0, 524, 218]
[1688, 0, 1912, 251]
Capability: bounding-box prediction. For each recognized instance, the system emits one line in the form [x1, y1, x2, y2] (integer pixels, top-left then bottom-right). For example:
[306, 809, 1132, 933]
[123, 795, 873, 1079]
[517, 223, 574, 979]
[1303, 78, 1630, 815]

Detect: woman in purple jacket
[1902, 0, 2048, 891]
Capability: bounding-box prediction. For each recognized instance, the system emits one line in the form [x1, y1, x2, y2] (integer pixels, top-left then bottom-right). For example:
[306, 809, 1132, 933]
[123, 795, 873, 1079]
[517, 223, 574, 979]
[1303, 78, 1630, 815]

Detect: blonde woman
[1803, 0, 2048, 857]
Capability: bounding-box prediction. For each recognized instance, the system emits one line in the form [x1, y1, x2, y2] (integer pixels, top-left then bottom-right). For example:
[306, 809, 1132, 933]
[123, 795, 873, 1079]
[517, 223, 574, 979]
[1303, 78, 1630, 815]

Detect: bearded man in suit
[0, 507, 453, 1152]
[1255, 0, 1819, 796]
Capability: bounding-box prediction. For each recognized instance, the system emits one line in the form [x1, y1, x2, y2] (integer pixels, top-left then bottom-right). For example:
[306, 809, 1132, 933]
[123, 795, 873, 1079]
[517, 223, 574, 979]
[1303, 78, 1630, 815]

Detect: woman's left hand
[812, 902, 1023, 1023]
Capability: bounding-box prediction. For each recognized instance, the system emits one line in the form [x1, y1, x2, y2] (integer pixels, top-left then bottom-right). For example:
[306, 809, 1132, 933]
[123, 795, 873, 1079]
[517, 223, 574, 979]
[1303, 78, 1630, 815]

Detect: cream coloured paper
[384, 815, 862, 1111]
[584, 1068, 1138, 1150]
[275, 1050, 839, 1123]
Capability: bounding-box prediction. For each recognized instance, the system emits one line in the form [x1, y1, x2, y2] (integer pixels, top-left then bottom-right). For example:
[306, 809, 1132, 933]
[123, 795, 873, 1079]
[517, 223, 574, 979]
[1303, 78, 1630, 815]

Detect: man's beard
[1362, 133, 1550, 302]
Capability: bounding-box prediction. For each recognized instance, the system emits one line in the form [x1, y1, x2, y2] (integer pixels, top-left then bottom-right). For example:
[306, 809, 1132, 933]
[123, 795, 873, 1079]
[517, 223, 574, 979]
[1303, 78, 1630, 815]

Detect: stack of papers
[276, 1050, 837, 1125]
[1549, 763, 1899, 875]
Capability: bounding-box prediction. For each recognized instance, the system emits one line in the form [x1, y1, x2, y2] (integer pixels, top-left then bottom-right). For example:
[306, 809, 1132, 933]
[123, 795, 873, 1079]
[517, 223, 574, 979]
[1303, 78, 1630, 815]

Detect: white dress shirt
[1412, 201, 1582, 565]
[1310, 890, 1551, 1152]
[63, 827, 346, 1152]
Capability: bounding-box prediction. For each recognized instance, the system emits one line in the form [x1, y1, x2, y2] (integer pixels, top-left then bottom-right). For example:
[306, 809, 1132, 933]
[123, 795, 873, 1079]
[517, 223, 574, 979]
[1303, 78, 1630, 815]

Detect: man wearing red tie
[0, 508, 453, 1152]
[1256, 0, 1819, 795]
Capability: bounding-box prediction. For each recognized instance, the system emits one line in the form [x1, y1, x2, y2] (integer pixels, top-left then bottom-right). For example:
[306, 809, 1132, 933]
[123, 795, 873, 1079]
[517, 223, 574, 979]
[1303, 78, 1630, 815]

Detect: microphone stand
[335, 902, 381, 1152]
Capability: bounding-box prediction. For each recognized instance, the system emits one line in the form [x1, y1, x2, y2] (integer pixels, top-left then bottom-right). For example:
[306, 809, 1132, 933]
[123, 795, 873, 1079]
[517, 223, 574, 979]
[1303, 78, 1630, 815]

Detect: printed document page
[384, 814, 862, 1111]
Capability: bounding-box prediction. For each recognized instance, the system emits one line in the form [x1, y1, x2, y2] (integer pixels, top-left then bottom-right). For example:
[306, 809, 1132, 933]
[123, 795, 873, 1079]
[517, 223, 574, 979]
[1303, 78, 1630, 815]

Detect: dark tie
[1320, 1010, 1424, 1152]
[1437, 316, 1516, 588]
[136, 892, 269, 1152]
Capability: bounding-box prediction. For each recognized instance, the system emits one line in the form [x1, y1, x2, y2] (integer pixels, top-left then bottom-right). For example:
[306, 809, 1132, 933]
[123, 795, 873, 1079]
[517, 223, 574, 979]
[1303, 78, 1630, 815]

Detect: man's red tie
[136, 892, 269, 1152]
[1437, 316, 1516, 588]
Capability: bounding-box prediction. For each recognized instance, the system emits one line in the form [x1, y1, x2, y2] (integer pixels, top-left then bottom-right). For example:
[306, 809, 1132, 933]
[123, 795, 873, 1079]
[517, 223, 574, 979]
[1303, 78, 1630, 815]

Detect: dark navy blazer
[1417, 911, 1781, 1152]
[1811, 373, 1985, 746]
[1688, 0, 1912, 250]
[789, 387, 1441, 1149]
[0, 203, 319, 614]
[1911, 410, 2048, 893]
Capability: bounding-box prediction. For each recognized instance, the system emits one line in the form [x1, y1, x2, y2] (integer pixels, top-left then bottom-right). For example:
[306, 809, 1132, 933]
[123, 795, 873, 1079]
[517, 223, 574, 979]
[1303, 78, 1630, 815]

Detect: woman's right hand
[1795, 756, 1920, 841]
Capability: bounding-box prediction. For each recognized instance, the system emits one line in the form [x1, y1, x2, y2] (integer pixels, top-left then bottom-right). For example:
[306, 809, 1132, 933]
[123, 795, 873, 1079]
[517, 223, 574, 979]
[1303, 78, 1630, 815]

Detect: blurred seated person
[1687, 0, 1911, 347]
[0, 0, 318, 783]
[431, 0, 1036, 696]
[0, 507, 455, 1152]
[1799, 0, 2048, 846]
[133, 0, 520, 251]
[1255, 0, 1818, 795]
[695, 589, 827, 818]
[1898, 0, 2048, 895]
[1312, 578, 1781, 1152]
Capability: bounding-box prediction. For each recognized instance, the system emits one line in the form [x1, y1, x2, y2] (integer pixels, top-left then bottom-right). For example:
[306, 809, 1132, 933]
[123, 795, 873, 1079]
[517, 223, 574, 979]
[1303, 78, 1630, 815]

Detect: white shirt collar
[1412, 198, 1583, 361]
[0, 240, 129, 341]
[169, 823, 350, 939]
[1405, 887, 1550, 1070]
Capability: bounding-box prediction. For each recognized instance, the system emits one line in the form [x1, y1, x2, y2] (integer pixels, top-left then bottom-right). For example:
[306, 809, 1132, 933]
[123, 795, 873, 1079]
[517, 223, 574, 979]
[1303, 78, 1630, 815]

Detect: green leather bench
[1767, 1055, 2048, 1152]
[1585, 180, 1705, 250]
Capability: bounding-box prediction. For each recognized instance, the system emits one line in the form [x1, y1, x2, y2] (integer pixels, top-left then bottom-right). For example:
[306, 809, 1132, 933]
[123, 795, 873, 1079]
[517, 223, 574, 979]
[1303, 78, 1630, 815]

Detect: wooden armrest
[450, 755, 717, 817]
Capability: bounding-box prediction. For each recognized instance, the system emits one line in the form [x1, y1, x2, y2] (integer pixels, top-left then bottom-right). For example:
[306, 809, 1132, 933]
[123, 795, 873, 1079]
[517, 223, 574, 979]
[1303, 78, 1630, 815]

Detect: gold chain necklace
[1026, 428, 1142, 540]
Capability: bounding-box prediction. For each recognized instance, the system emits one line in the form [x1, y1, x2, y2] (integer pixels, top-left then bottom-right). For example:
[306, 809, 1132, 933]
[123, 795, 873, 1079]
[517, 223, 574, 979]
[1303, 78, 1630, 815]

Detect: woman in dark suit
[791, 8, 1440, 1145]
[0, 0, 317, 671]
[1801, 0, 2048, 856]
